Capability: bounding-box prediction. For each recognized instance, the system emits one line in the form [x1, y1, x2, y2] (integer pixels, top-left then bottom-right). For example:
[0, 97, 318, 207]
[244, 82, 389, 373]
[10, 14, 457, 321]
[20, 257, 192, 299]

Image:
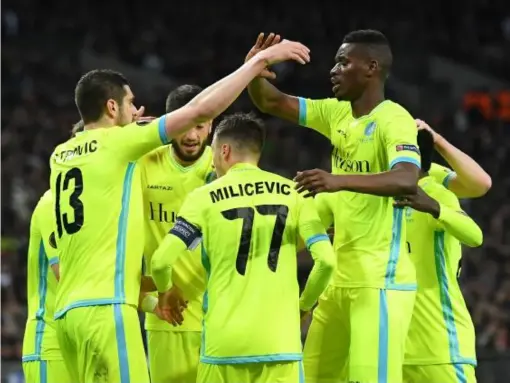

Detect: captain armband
[169, 217, 202, 250]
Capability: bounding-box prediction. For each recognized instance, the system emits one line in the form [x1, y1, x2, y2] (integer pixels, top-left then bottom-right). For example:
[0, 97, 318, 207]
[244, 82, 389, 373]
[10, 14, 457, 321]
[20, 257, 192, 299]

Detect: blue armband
[170, 217, 202, 250]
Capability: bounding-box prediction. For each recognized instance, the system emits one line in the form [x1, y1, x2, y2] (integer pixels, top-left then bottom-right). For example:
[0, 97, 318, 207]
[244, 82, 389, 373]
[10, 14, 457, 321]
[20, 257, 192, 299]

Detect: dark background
[2, 0, 510, 381]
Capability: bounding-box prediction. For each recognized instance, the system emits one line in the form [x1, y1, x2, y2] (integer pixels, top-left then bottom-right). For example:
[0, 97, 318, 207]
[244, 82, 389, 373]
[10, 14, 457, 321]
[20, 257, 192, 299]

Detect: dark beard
[171, 140, 207, 163]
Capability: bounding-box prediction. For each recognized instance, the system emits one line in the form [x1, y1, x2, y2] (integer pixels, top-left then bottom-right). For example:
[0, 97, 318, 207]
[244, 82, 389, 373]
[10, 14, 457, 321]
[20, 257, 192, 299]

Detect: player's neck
[84, 117, 116, 131]
[170, 147, 199, 167]
[419, 171, 429, 179]
[351, 87, 385, 118]
[229, 158, 258, 170]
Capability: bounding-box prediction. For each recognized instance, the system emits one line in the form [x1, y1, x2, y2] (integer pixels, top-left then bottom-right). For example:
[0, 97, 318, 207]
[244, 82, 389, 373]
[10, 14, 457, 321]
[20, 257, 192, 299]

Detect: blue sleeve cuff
[305, 234, 330, 249]
[443, 172, 457, 188]
[389, 157, 421, 170]
[298, 97, 307, 126]
[158, 115, 170, 145]
[48, 257, 59, 266]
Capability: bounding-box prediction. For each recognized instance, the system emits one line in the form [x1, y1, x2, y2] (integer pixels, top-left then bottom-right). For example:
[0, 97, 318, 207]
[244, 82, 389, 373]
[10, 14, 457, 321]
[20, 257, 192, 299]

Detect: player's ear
[367, 59, 378, 77]
[106, 99, 117, 117]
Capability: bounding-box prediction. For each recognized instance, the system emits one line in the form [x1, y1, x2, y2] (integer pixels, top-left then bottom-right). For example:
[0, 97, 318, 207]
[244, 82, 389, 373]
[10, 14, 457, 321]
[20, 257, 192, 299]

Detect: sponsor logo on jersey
[147, 185, 173, 191]
[396, 144, 420, 154]
[332, 148, 370, 173]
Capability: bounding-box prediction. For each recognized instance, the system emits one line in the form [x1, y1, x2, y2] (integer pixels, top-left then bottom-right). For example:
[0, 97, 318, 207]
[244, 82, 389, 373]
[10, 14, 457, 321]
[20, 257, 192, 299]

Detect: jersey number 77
[221, 204, 289, 276]
[54, 167, 85, 237]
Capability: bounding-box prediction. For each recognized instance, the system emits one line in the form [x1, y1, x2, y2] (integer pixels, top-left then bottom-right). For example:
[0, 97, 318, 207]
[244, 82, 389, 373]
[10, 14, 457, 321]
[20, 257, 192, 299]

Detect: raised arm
[162, 40, 310, 140]
[245, 33, 301, 123]
[417, 119, 492, 198]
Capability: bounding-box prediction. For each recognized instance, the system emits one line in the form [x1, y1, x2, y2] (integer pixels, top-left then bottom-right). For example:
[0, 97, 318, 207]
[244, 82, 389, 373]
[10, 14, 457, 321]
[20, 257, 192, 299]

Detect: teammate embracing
[248, 31, 421, 383]
[50, 39, 310, 383]
[139, 84, 215, 383]
[398, 129, 483, 383]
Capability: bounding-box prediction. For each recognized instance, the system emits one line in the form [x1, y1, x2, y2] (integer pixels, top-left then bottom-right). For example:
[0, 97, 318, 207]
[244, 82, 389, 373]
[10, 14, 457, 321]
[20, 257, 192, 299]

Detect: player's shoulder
[375, 100, 413, 122]
[32, 190, 53, 221]
[139, 145, 169, 164]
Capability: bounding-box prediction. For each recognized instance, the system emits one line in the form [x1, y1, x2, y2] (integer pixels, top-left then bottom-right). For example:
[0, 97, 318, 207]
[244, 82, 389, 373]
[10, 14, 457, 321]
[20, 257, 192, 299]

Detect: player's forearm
[299, 240, 336, 311]
[436, 205, 483, 247]
[151, 235, 187, 293]
[140, 276, 157, 293]
[186, 56, 267, 122]
[333, 167, 418, 197]
[435, 135, 492, 198]
[248, 77, 282, 113]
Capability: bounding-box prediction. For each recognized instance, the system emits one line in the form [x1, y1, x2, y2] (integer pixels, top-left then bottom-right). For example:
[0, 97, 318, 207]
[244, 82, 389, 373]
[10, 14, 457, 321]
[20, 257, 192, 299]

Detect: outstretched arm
[246, 33, 302, 123]
[163, 39, 310, 140]
[417, 119, 492, 198]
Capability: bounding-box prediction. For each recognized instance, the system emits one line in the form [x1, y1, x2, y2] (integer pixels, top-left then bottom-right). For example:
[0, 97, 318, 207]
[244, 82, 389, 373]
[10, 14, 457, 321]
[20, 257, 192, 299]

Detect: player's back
[197, 164, 303, 363]
[22, 190, 61, 361]
[50, 124, 152, 318]
[405, 176, 476, 365]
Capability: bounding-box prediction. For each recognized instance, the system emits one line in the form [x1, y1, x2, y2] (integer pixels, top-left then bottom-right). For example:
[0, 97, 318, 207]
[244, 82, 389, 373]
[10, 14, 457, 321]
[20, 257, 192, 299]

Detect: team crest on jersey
[364, 122, 376, 136]
[49, 232, 57, 249]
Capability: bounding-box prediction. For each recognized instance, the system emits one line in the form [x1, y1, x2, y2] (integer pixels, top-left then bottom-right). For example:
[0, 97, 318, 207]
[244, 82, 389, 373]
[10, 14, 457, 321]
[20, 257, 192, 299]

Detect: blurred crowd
[2, 0, 510, 367]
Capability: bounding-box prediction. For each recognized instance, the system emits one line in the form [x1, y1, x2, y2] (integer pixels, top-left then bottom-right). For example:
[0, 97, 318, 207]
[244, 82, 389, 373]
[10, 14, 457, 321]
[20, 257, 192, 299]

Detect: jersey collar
[227, 162, 259, 173]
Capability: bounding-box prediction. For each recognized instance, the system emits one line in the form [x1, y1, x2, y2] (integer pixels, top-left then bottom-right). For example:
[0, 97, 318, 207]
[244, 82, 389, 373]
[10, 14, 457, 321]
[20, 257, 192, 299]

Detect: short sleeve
[382, 113, 421, 170]
[297, 98, 348, 139]
[313, 194, 334, 230]
[106, 116, 169, 162]
[429, 163, 457, 189]
[297, 195, 330, 250]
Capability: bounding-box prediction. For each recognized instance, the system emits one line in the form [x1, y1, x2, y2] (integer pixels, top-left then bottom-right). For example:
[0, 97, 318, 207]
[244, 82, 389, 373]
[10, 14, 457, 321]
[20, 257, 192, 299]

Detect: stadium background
[2, 0, 509, 381]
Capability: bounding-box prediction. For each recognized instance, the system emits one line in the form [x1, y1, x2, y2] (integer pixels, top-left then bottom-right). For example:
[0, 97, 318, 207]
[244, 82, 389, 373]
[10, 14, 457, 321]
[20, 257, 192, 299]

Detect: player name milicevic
[210, 181, 291, 203]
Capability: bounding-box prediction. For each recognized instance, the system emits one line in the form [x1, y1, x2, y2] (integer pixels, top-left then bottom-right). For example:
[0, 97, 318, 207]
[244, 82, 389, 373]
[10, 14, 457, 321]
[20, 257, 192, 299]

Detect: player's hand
[245, 33, 282, 79]
[158, 286, 188, 326]
[393, 187, 440, 218]
[294, 169, 342, 198]
[415, 119, 440, 144]
[133, 106, 156, 123]
[255, 39, 310, 67]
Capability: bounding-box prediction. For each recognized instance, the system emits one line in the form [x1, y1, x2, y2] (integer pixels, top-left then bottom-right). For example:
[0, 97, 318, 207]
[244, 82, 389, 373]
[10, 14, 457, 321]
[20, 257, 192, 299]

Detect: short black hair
[214, 112, 265, 154]
[166, 84, 203, 113]
[343, 29, 393, 78]
[75, 69, 129, 124]
[417, 129, 434, 172]
[71, 120, 84, 137]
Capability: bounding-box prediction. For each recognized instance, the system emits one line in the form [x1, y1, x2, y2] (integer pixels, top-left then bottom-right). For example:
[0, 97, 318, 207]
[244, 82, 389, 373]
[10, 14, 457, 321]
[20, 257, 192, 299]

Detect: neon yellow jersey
[430, 163, 457, 189]
[300, 98, 420, 289]
[50, 118, 169, 318]
[173, 163, 329, 363]
[404, 176, 476, 365]
[22, 190, 61, 361]
[139, 145, 214, 331]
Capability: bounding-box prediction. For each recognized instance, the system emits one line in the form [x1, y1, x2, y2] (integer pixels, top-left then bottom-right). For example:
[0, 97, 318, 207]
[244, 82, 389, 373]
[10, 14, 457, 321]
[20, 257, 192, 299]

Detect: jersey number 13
[54, 167, 85, 237]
